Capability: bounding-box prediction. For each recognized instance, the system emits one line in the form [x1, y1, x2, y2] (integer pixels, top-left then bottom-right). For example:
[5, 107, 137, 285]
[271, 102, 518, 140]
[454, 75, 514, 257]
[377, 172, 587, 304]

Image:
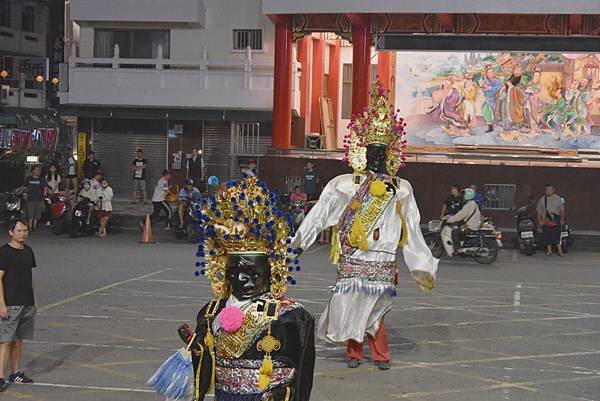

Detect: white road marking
[30, 382, 216, 397]
[25, 339, 166, 351]
[513, 283, 522, 313]
[38, 268, 172, 313]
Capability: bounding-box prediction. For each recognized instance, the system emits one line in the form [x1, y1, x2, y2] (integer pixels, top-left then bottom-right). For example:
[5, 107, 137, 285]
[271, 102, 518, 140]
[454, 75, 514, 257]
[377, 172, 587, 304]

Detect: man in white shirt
[446, 188, 481, 254]
[150, 170, 172, 229]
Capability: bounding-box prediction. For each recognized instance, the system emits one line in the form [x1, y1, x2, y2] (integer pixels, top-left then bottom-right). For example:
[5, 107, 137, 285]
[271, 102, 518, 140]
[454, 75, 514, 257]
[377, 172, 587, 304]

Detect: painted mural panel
[395, 52, 600, 149]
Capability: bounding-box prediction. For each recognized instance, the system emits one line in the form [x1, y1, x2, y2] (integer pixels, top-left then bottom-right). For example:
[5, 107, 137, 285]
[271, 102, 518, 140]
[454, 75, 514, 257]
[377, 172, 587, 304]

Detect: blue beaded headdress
[194, 175, 301, 299]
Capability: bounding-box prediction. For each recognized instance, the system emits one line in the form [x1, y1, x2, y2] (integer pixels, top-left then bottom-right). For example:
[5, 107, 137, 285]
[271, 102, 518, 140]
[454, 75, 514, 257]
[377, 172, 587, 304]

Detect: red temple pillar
[348, 14, 371, 115]
[377, 51, 391, 92]
[270, 15, 293, 148]
[310, 34, 324, 134]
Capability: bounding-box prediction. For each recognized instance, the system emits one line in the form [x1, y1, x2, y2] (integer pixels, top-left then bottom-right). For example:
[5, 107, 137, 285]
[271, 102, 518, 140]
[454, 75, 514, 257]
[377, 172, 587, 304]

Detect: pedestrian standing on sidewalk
[302, 161, 319, 201]
[63, 147, 78, 201]
[131, 149, 148, 204]
[16, 166, 47, 231]
[83, 151, 101, 180]
[96, 179, 113, 238]
[186, 148, 205, 192]
[0, 219, 36, 392]
[150, 169, 172, 229]
[537, 184, 565, 256]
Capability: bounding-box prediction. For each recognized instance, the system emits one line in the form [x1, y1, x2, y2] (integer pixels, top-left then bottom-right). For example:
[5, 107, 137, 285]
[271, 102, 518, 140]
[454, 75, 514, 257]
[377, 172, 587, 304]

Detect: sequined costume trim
[337, 257, 397, 283]
[334, 256, 398, 297]
[215, 362, 295, 395]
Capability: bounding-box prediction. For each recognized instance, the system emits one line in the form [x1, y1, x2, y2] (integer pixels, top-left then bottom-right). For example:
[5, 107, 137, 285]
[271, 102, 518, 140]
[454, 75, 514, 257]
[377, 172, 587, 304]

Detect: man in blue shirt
[16, 166, 47, 231]
[302, 162, 319, 200]
[470, 184, 485, 210]
[481, 66, 502, 133]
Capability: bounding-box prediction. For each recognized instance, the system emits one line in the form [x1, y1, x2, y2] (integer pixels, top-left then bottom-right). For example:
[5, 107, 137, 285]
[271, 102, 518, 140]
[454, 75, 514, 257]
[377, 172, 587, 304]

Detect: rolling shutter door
[203, 121, 233, 182]
[92, 131, 167, 197]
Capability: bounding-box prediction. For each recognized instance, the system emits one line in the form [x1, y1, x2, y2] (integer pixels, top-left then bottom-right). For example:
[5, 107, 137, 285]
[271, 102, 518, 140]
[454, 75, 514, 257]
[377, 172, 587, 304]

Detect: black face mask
[226, 254, 271, 300]
[366, 144, 388, 175]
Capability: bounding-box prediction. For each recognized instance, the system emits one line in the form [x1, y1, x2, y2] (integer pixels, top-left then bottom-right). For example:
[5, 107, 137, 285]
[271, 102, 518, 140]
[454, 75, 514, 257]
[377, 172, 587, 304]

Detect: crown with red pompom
[343, 79, 408, 175]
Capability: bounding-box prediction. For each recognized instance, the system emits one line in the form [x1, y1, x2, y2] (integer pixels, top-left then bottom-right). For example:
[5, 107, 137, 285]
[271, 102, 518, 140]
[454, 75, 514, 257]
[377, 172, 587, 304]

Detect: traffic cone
[139, 213, 155, 244]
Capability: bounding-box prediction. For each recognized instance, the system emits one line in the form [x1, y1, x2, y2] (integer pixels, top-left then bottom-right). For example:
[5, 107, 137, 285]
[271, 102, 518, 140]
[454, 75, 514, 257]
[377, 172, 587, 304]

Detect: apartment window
[22, 5, 34, 32]
[483, 184, 516, 210]
[233, 29, 263, 51]
[94, 29, 170, 59]
[341, 64, 380, 119]
[0, 0, 10, 28]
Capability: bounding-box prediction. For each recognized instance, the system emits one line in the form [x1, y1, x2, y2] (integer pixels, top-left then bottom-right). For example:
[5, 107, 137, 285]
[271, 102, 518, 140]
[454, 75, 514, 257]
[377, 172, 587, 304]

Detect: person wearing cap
[446, 188, 481, 254]
[177, 179, 201, 229]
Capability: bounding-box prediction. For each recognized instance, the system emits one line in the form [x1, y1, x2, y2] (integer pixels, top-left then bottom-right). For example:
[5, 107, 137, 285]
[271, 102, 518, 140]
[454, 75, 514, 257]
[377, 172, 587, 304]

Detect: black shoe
[347, 358, 360, 368]
[374, 361, 391, 370]
[485, 124, 494, 133]
[0, 378, 7, 392]
[9, 371, 33, 384]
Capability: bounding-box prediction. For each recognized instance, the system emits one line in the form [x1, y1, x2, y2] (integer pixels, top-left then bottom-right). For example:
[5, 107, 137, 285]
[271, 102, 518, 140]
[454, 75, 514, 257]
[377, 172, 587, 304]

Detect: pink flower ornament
[219, 306, 245, 333]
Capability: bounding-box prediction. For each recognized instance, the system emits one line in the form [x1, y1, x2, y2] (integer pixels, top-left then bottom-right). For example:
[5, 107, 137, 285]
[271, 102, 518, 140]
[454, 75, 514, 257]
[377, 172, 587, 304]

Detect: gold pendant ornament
[257, 322, 281, 390]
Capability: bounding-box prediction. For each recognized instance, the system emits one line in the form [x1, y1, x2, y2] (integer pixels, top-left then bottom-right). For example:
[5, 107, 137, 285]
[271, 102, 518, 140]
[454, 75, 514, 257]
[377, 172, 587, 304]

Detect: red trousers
[346, 318, 390, 362]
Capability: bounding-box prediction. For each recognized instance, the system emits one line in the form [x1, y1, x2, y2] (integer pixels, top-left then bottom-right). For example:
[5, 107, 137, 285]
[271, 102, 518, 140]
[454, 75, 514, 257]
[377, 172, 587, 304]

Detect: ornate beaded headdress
[194, 175, 301, 299]
[343, 80, 408, 175]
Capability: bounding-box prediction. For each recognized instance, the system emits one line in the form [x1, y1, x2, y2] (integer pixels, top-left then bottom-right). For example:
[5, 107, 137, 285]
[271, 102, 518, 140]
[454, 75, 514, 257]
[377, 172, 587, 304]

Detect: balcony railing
[60, 45, 300, 111]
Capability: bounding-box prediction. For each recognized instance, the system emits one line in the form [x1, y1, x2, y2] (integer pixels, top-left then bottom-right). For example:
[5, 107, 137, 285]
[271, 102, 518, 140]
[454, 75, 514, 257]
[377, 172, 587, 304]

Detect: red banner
[10, 129, 32, 151]
[39, 128, 57, 150]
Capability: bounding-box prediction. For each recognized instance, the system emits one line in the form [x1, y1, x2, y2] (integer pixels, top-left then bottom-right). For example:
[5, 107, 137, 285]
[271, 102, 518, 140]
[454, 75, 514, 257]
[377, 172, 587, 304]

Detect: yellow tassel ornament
[348, 201, 368, 251]
[256, 322, 281, 391]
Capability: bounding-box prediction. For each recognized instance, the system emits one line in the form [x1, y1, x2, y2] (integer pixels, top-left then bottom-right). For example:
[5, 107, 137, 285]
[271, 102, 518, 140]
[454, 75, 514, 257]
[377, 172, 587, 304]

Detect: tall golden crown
[344, 80, 408, 175]
[194, 175, 300, 299]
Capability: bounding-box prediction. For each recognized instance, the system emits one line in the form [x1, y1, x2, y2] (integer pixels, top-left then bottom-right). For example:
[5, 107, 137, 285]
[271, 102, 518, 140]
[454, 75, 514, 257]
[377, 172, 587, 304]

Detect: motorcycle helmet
[463, 188, 476, 201]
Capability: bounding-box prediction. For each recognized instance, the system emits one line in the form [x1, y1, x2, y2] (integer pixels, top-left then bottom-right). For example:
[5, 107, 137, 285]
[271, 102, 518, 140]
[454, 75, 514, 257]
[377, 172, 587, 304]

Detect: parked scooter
[515, 204, 537, 255]
[68, 197, 98, 237]
[3, 192, 24, 225]
[52, 195, 73, 235]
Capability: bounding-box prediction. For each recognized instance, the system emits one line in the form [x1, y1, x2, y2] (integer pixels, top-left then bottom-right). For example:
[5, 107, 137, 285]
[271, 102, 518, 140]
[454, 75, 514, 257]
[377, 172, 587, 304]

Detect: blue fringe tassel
[332, 281, 397, 297]
[147, 348, 194, 400]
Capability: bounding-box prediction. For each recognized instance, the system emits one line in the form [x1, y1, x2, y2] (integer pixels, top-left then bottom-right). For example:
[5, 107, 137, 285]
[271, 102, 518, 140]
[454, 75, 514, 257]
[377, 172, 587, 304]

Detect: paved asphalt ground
[1, 228, 599, 401]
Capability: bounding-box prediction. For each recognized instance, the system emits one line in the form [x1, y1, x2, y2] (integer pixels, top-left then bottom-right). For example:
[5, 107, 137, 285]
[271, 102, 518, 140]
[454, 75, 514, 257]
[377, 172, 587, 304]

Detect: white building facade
[0, 0, 50, 110]
[60, 0, 300, 193]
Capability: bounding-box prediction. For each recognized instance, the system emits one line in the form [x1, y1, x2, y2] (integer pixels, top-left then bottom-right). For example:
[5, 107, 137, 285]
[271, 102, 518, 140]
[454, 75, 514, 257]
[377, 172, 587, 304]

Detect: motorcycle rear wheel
[186, 221, 197, 243]
[520, 244, 535, 256]
[425, 236, 444, 259]
[475, 239, 499, 264]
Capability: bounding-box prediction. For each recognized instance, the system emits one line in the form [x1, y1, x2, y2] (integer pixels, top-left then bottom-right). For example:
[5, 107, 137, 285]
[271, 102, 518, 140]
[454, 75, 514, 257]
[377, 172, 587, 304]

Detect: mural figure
[397, 51, 600, 149]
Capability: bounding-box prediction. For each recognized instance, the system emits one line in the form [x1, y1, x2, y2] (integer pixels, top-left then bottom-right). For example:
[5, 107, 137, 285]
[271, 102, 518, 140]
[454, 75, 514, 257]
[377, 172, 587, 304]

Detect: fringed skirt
[317, 257, 397, 343]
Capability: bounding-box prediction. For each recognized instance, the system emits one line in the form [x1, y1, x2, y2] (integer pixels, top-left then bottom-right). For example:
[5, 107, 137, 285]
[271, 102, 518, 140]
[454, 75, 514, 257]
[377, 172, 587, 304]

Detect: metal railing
[232, 122, 261, 156]
[483, 184, 516, 211]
